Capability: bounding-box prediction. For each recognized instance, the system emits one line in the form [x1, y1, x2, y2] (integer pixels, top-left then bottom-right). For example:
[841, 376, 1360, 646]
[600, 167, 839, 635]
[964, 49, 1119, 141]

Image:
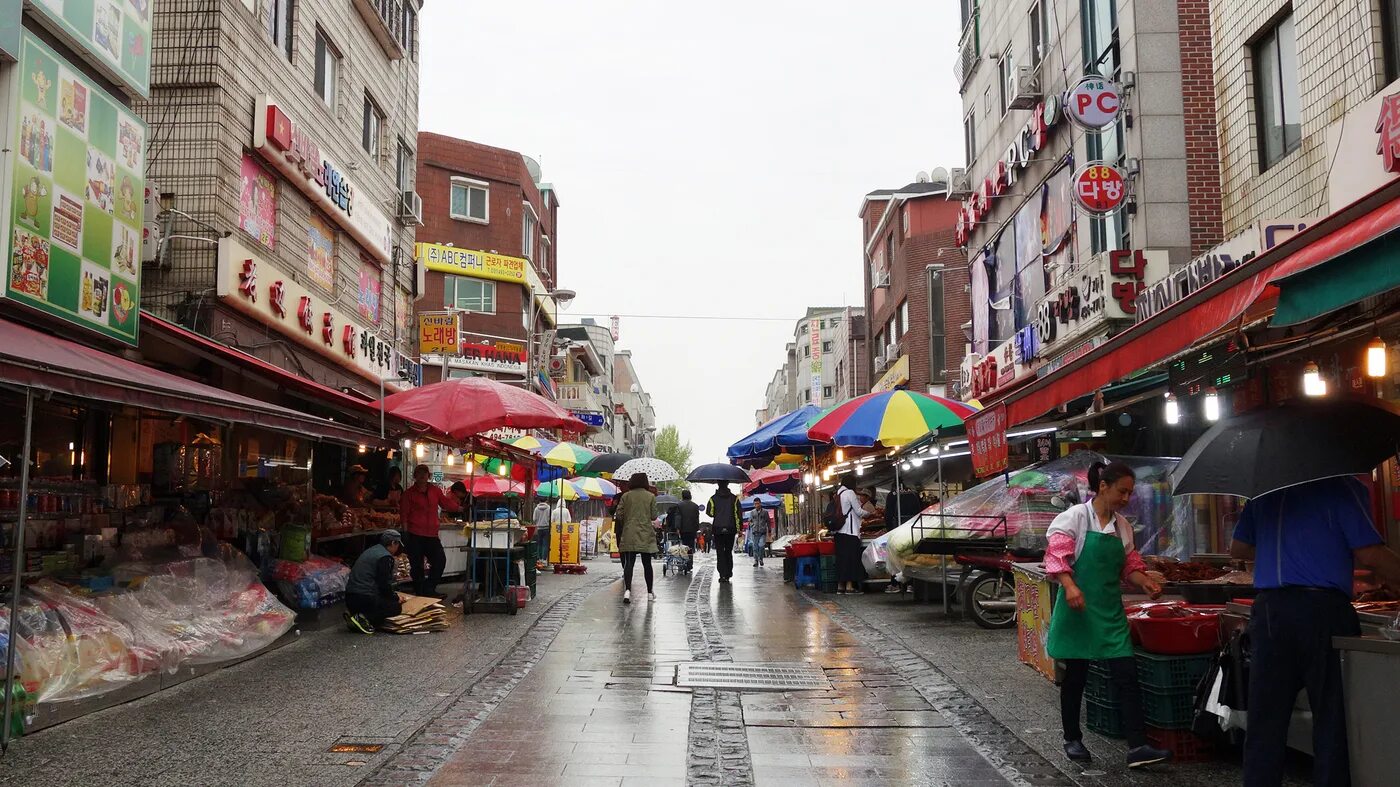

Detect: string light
[1204, 388, 1220, 422]
[1303, 361, 1327, 397]
[1164, 393, 1180, 426]
[1367, 337, 1388, 379]
[446, 453, 455, 466]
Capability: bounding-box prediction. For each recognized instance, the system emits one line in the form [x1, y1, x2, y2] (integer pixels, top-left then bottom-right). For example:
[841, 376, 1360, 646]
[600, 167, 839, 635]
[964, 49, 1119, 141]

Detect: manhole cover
[676, 662, 830, 691]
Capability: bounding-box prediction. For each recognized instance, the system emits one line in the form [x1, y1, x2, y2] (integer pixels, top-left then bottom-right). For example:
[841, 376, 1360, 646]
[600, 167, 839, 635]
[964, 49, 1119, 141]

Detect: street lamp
[525, 286, 577, 390]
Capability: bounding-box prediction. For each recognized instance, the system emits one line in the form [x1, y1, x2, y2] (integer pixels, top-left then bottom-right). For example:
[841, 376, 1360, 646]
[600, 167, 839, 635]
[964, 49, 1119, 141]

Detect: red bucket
[817, 540, 836, 555]
[1128, 603, 1223, 655]
[787, 542, 820, 558]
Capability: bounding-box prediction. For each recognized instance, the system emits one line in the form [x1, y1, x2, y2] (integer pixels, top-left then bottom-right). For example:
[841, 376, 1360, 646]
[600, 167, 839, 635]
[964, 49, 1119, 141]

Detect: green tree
[652, 425, 693, 491]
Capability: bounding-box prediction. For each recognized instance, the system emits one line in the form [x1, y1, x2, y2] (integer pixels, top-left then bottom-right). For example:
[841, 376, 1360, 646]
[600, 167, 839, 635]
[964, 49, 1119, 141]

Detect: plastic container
[1141, 686, 1196, 728]
[787, 542, 820, 558]
[1135, 649, 1213, 692]
[1085, 698, 1123, 738]
[817, 540, 836, 556]
[1128, 603, 1223, 655]
[1085, 670, 1119, 705]
[1146, 726, 1215, 763]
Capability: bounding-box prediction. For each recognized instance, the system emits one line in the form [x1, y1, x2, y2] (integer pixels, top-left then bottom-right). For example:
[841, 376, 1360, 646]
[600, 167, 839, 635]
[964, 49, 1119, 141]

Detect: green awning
[1272, 238, 1400, 326]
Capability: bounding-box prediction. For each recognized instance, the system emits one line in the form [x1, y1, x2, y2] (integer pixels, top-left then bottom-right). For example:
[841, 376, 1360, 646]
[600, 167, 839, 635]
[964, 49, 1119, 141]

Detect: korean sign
[1072, 163, 1128, 215]
[455, 333, 527, 375]
[1064, 77, 1123, 130]
[968, 404, 1008, 477]
[6, 31, 145, 344]
[416, 241, 527, 284]
[956, 96, 1062, 247]
[570, 410, 607, 428]
[809, 319, 822, 406]
[418, 312, 460, 355]
[26, 0, 154, 98]
[238, 154, 277, 248]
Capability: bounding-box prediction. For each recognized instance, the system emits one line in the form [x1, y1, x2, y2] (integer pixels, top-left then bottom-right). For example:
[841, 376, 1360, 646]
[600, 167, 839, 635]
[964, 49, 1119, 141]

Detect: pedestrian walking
[533, 499, 553, 567]
[832, 478, 870, 594]
[747, 504, 771, 567]
[671, 490, 702, 571]
[1045, 461, 1171, 769]
[706, 483, 743, 582]
[398, 464, 461, 597]
[614, 472, 660, 603]
[1229, 476, 1400, 786]
[344, 530, 404, 633]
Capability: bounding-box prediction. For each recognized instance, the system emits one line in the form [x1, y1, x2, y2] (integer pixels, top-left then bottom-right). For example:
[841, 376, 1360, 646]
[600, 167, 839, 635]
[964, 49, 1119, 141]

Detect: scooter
[956, 550, 1034, 630]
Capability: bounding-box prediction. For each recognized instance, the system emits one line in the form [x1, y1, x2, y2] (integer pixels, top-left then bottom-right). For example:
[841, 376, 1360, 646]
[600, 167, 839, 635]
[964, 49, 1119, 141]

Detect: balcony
[954, 8, 979, 90]
[354, 0, 407, 60]
[556, 383, 609, 430]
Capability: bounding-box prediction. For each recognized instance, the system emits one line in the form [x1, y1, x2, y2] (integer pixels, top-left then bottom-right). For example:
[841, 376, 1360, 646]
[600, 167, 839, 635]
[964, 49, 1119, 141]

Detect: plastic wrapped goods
[13, 580, 141, 703]
[861, 533, 892, 580]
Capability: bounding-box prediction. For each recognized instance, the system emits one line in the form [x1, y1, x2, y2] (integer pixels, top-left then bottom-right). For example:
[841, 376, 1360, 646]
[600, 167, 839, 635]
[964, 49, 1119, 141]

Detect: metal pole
[4, 390, 36, 749]
[379, 375, 385, 439]
[938, 428, 949, 615]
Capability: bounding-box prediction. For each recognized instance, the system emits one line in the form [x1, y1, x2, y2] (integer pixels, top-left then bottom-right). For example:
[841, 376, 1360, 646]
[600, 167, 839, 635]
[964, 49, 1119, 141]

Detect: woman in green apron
[1044, 461, 1171, 769]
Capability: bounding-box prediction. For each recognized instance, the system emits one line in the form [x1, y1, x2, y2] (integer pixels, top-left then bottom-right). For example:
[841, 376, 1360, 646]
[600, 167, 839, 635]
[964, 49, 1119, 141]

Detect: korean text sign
[967, 404, 1009, 477]
[418, 312, 460, 355]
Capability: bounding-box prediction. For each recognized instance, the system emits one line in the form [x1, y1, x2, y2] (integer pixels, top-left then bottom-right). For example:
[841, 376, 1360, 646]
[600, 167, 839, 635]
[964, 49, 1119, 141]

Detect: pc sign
[1065, 76, 1123, 130]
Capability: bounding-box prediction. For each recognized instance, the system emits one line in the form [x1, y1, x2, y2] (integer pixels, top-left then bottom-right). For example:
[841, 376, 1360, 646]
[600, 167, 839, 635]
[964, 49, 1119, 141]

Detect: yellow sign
[416, 242, 527, 284]
[418, 312, 460, 355]
[872, 355, 910, 392]
[550, 521, 580, 564]
[784, 494, 797, 515]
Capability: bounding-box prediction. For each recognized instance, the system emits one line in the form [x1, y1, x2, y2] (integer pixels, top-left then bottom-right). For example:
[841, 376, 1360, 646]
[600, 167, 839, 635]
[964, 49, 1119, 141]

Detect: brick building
[414, 132, 561, 387]
[860, 180, 966, 397]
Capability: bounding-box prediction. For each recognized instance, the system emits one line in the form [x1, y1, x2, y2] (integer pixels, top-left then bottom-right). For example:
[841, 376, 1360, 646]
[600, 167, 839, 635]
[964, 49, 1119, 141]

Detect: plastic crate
[820, 580, 837, 593]
[1142, 687, 1196, 729]
[1084, 671, 1119, 705]
[1146, 725, 1214, 763]
[1136, 650, 1212, 693]
[1088, 659, 1110, 679]
[783, 557, 796, 582]
[1085, 698, 1123, 738]
[820, 555, 836, 569]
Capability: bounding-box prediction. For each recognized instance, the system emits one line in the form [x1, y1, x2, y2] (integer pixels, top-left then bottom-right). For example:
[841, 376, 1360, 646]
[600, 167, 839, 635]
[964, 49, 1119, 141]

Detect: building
[859, 178, 966, 397]
[953, 0, 1217, 402]
[555, 320, 617, 452]
[414, 133, 561, 388]
[612, 351, 657, 457]
[756, 307, 864, 425]
[136, 0, 425, 404]
[760, 350, 797, 425]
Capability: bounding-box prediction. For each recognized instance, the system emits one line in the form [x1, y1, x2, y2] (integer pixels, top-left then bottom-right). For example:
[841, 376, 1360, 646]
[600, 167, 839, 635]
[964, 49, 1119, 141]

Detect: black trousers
[346, 593, 401, 627]
[620, 552, 654, 593]
[403, 533, 446, 596]
[1061, 657, 1146, 748]
[680, 532, 696, 568]
[713, 532, 736, 578]
[1245, 588, 1359, 787]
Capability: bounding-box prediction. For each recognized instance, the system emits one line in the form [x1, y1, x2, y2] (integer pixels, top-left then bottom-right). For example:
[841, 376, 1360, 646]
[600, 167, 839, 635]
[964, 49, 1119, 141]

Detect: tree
[652, 425, 693, 491]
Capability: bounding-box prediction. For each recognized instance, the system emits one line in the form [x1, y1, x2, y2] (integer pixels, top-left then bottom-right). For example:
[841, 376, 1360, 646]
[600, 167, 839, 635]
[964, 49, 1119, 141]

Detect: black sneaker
[1064, 740, 1092, 763]
[1126, 744, 1172, 769]
[345, 613, 375, 635]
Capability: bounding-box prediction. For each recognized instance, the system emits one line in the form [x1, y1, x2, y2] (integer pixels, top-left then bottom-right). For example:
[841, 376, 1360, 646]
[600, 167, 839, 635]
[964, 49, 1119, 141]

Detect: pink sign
[238, 155, 277, 248]
[358, 265, 381, 324]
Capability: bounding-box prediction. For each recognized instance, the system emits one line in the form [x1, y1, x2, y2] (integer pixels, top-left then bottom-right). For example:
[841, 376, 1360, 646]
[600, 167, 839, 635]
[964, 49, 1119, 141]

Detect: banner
[27, 0, 154, 98]
[967, 404, 1008, 477]
[418, 312, 458, 355]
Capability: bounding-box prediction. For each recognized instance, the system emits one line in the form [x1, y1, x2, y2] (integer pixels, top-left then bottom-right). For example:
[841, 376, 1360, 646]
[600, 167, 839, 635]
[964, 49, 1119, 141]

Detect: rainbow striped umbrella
[508, 435, 557, 454]
[568, 476, 620, 498]
[540, 441, 596, 470]
[807, 390, 980, 448]
[536, 479, 591, 501]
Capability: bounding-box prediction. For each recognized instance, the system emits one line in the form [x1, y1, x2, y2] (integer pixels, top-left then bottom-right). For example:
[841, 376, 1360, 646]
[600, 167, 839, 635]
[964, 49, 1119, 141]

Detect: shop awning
[0, 319, 381, 446]
[1269, 196, 1400, 326]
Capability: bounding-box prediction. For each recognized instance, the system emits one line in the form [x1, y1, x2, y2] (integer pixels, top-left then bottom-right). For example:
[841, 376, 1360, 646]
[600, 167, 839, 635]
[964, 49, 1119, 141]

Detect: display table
[1336, 635, 1400, 786]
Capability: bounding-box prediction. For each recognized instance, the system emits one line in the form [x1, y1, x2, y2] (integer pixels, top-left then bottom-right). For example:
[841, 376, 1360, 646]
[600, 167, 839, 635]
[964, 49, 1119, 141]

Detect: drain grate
[329, 743, 385, 754]
[676, 662, 830, 691]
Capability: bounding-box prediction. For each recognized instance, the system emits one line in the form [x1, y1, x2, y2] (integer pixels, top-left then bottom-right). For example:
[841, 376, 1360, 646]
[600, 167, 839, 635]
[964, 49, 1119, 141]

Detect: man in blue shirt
[1231, 476, 1400, 787]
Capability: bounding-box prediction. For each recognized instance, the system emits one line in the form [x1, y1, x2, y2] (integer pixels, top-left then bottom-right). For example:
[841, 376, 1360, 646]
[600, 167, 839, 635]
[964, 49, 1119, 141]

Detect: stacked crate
[521, 542, 538, 599]
[1083, 650, 1214, 761]
[819, 555, 837, 593]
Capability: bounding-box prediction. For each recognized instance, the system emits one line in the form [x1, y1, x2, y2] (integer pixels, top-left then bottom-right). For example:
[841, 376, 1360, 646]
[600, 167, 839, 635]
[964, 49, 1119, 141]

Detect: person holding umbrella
[613, 472, 660, 603]
[1044, 461, 1170, 769]
[706, 483, 743, 582]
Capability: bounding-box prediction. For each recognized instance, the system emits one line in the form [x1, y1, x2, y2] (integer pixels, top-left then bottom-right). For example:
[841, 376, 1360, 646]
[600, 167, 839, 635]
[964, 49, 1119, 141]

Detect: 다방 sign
[418, 312, 459, 355]
[215, 236, 407, 387]
[6, 31, 145, 344]
[1064, 77, 1123, 130]
[26, 0, 154, 98]
[415, 241, 527, 285]
[1072, 163, 1128, 215]
[252, 96, 393, 263]
[968, 404, 1008, 477]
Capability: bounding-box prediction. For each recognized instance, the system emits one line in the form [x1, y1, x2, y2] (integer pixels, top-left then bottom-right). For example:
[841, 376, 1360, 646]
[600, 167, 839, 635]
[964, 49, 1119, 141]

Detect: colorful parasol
[507, 435, 557, 454]
[568, 476, 620, 498]
[807, 390, 980, 448]
[466, 475, 524, 497]
[380, 377, 587, 439]
[536, 479, 590, 501]
[540, 441, 596, 470]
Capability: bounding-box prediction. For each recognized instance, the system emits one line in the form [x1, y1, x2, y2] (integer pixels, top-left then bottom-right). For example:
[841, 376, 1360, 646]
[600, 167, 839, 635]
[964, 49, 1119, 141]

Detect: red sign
[1072, 164, 1127, 215]
[956, 97, 1062, 247]
[1376, 93, 1400, 173]
[968, 404, 1009, 477]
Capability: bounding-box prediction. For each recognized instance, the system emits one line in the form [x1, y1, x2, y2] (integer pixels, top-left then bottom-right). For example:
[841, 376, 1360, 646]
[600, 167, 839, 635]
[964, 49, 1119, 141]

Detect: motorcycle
[956, 550, 1038, 630]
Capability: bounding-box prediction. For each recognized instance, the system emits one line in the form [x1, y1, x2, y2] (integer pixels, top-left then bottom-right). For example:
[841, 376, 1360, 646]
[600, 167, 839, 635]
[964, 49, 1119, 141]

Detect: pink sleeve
[1044, 532, 1077, 575]
[1121, 548, 1147, 581]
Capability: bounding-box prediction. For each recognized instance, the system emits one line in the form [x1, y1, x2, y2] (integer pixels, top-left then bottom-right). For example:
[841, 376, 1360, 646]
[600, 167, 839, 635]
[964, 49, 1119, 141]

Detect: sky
[420, 1, 964, 496]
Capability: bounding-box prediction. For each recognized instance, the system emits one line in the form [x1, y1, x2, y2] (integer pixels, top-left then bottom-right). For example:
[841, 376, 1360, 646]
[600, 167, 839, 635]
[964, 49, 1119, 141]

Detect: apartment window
[823, 386, 834, 399]
[443, 275, 496, 313]
[313, 29, 339, 108]
[522, 204, 538, 260]
[803, 345, 811, 357]
[1253, 12, 1301, 171]
[804, 389, 812, 403]
[362, 95, 384, 158]
[886, 317, 896, 343]
[395, 139, 413, 191]
[402, 1, 417, 59]
[997, 47, 1014, 115]
[449, 177, 488, 222]
[829, 316, 842, 327]
[960, 0, 976, 31]
[267, 0, 294, 60]
[822, 341, 833, 353]
[1082, 0, 1119, 76]
[899, 300, 909, 338]
[539, 238, 550, 278]
[1030, 2, 1047, 69]
[963, 111, 976, 166]
[902, 206, 910, 236]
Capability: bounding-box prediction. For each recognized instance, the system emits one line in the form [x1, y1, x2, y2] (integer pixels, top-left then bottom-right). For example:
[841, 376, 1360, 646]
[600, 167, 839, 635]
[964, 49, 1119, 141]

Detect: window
[396, 139, 413, 191]
[539, 237, 550, 278]
[899, 300, 909, 338]
[997, 47, 1014, 115]
[1082, 0, 1119, 76]
[960, 0, 977, 31]
[1030, 2, 1047, 69]
[1083, 0, 1127, 253]
[443, 276, 496, 313]
[886, 317, 896, 344]
[819, 320, 826, 329]
[522, 203, 537, 260]
[1253, 12, 1301, 171]
[902, 206, 910, 237]
[963, 111, 976, 166]
[823, 386, 834, 399]
[449, 177, 488, 222]
[402, 1, 417, 59]
[314, 29, 339, 108]
[804, 389, 812, 403]
[362, 95, 384, 158]
[822, 341, 833, 353]
[267, 0, 294, 60]
[803, 345, 811, 358]
[829, 316, 842, 327]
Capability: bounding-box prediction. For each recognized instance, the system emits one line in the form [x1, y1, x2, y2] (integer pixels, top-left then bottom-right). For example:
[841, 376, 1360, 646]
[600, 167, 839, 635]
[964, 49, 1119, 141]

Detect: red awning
[0, 319, 380, 446]
[1267, 192, 1400, 283]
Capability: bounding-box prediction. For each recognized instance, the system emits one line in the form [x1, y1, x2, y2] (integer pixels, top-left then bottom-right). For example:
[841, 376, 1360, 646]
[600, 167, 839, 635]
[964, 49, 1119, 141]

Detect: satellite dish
[929, 167, 950, 188]
[523, 156, 543, 184]
[915, 171, 930, 183]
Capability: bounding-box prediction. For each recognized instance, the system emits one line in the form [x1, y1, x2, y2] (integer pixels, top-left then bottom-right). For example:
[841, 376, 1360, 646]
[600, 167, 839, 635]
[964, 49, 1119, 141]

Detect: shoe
[1126, 744, 1171, 769]
[753, 561, 759, 567]
[1064, 740, 1092, 763]
[344, 613, 374, 635]
[623, 590, 631, 604]
[648, 593, 656, 601]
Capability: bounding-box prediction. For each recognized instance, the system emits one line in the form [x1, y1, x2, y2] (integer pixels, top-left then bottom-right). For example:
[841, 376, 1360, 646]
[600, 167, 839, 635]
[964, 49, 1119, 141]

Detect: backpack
[823, 494, 844, 530]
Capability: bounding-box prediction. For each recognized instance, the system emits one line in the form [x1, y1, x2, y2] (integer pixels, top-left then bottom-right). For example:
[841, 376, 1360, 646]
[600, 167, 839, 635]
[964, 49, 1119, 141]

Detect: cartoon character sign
[93, 3, 123, 62]
[18, 177, 49, 229]
[31, 67, 52, 105]
[118, 176, 138, 222]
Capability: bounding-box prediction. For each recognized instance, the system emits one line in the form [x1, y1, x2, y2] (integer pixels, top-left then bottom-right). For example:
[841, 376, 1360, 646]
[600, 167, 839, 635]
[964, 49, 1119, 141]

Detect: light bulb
[835, 449, 845, 463]
[912, 458, 924, 467]
[1303, 361, 1327, 397]
[402, 438, 412, 450]
[463, 461, 473, 474]
[855, 465, 865, 476]
[1164, 394, 1180, 426]
[446, 453, 455, 466]
[798, 493, 807, 503]
[1204, 389, 1220, 422]
[901, 462, 912, 472]
[357, 444, 367, 454]
[1367, 337, 1387, 379]
[498, 464, 509, 477]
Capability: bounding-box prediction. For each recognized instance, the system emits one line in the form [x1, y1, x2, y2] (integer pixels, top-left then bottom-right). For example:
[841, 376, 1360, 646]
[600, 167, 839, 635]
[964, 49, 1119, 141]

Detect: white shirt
[838, 487, 864, 537]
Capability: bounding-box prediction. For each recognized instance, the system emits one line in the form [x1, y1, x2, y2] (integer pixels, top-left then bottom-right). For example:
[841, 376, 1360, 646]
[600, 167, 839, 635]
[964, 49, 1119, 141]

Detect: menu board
[6, 30, 145, 344]
[27, 0, 154, 98]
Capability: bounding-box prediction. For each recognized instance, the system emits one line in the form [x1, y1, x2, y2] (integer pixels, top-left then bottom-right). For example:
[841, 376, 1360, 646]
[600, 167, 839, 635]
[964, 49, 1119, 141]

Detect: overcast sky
[420, 1, 964, 497]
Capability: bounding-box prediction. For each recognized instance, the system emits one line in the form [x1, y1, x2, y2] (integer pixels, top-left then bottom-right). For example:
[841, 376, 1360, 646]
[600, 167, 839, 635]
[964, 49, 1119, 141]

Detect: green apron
[1046, 529, 1133, 660]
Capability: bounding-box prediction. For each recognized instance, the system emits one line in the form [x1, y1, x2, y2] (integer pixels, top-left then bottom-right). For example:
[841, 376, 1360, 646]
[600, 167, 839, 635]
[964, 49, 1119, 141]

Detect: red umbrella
[743, 468, 801, 495]
[467, 475, 524, 497]
[380, 378, 586, 439]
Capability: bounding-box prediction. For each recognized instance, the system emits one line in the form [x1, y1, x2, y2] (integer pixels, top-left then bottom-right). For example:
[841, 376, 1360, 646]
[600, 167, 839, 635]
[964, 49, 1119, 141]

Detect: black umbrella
[687, 463, 751, 484]
[578, 452, 635, 478]
[1172, 397, 1400, 498]
[656, 494, 682, 508]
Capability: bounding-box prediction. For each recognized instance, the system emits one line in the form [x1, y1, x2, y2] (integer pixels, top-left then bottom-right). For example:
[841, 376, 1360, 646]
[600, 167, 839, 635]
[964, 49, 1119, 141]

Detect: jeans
[402, 532, 445, 596]
[536, 524, 552, 564]
[713, 532, 736, 578]
[1061, 657, 1146, 748]
[620, 552, 654, 593]
[1245, 588, 1359, 787]
[680, 532, 696, 569]
[346, 592, 401, 627]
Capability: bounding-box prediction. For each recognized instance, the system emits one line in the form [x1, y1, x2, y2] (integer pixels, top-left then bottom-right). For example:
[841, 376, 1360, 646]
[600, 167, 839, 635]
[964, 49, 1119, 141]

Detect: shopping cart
[661, 532, 692, 577]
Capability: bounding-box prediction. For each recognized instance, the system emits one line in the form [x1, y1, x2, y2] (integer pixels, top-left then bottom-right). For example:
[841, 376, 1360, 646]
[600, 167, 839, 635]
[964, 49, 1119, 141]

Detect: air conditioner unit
[1009, 65, 1042, 110]
[947, 168, 972, 198]
[397, 190, 424, 225]
[873, 353, 887, 371]
[875, 271, 891, 289]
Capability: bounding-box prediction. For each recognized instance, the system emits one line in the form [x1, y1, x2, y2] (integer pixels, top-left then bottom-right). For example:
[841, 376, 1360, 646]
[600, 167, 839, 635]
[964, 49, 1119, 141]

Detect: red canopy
[465, 474, 524, 497]
[380, 377, 587, 439]
[743, 468, 801, 495]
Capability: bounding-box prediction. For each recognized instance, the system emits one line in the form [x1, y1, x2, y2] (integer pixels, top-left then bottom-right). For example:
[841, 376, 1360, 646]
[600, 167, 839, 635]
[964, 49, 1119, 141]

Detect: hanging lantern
[1366, 337, 1388, 379]
[1303, 361, 1327, 397]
